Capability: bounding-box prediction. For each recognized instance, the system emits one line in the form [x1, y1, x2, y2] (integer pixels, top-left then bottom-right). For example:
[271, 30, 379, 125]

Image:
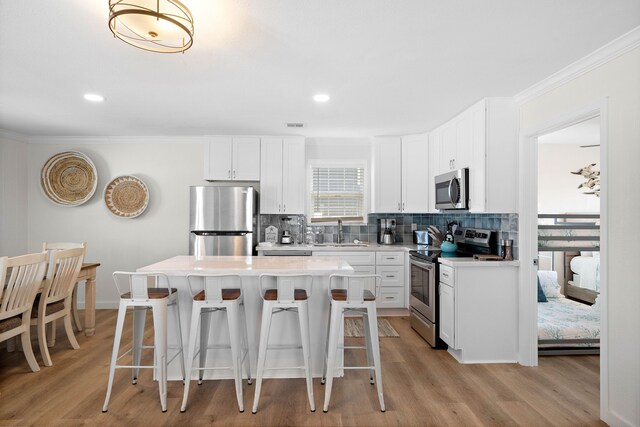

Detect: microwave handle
[448, 179, 455, 208]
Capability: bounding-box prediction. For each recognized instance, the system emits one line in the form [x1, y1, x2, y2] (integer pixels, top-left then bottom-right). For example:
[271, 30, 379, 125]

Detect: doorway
[518, 100, 608, 415]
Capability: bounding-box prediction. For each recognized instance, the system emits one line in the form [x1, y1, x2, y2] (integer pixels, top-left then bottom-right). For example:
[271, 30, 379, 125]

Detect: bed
[537, 270, 600, 355]
[564, 251, 600, 304]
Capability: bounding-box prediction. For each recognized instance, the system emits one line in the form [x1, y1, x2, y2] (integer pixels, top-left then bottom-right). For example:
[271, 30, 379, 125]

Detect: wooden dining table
[73, 262, 100, 337]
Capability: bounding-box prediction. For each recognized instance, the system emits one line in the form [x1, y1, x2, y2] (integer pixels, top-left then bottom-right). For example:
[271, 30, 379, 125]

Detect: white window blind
[310, 166, 365, 223]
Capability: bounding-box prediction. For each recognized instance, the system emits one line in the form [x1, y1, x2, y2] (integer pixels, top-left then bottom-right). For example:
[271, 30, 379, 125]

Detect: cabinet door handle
[227, 170, 231, 178]
[283, 204, 286, 212]
[386, 257, 394, 260]
[397, 202, 401, 211]
[385, 296, 394, 300]
[278, 204, 281, 212]
[402, 202, 405, 211]
[233, 170, 236, 178]
[385, 275, 395, 278]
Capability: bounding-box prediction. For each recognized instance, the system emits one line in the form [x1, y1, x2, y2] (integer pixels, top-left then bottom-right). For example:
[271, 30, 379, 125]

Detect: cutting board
[473, 254, 504, 261]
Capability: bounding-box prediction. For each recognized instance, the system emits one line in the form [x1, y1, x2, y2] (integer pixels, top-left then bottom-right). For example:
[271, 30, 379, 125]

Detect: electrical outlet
[411, 223, 417, 231]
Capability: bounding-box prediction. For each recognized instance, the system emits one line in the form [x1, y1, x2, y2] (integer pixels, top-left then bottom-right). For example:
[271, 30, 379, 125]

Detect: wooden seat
[263, 288, 309, 301]
[42, 242, 86, 333]
[120, 288, 178, 299]
[330, 288, 376, 302]
[0, 252, 48, 372]
[193, 288, 241, 301]
[30, 247, 85, 367]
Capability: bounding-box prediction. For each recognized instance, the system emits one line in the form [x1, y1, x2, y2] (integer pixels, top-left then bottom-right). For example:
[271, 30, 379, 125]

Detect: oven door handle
[410, 256, 434, 270]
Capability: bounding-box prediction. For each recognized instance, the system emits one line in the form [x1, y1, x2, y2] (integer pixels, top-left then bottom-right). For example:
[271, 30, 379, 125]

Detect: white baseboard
[602, 409, 636, 427]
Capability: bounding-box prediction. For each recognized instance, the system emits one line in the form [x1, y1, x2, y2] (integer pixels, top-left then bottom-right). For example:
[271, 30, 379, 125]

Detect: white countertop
[256, 243, 418, 252]
[438, 257, 520, 267]
[138, 255, 354, 276]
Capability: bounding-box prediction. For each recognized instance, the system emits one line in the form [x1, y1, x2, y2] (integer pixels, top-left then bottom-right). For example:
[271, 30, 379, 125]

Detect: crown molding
[0, 129, 29, 142]
[514, 25, 640, 105]
[27, 135, 207, 144]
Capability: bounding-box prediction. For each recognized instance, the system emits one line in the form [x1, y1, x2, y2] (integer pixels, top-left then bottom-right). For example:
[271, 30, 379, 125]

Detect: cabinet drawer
[377, 287, 405, 308]
[375, 251, 404, 265]
[440, 264, 454, 286]
[375, 265, 405, 287]
[313, 251, 375, 266]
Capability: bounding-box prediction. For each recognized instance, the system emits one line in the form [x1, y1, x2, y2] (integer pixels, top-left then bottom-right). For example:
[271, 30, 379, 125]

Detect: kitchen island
[138, 255, 353, 380]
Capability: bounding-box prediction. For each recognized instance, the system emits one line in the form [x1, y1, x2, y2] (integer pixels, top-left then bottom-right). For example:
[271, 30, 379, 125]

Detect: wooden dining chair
[0, 252, 48, 372]
[30, 246, 85, 366]
[42, 242, 87, 333]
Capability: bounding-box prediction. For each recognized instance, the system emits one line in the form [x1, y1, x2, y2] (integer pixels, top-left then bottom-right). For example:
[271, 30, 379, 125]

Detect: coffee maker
[377, 218, 397, 245]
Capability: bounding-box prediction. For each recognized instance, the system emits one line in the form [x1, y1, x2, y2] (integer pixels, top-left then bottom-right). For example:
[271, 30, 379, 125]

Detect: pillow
[537, 276, 548, 302]
[537, 270, 563, 298]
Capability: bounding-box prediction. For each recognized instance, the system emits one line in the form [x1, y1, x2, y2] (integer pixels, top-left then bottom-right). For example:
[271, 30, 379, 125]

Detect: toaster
[413, 230, 431, 245]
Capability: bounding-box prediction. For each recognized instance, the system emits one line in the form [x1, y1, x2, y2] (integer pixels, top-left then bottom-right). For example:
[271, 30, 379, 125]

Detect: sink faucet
[337, 218, 344, 244]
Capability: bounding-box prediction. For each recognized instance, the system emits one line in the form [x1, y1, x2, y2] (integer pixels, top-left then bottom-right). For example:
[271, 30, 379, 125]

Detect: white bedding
[570, 254, 600, 291]
[538, 297, 600, 343]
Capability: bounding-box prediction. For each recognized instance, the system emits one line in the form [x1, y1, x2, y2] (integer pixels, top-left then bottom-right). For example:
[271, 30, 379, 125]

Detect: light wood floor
[0, 310, 603, 426]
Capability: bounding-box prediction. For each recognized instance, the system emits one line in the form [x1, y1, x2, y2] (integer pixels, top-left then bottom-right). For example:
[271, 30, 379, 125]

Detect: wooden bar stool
[321, 274, 385, 413]
[102, 272, 185, 413]
[181, 274, 252, 413]
[252, 274, 315, 414]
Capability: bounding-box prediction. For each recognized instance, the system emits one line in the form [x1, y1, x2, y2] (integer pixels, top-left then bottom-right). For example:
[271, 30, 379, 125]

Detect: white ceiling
[0, 1, 638, 138]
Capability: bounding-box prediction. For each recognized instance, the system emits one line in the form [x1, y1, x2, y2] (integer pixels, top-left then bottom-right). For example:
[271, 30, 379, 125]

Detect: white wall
[538, 143, 600, 213]
[0, 132, 28, 256]
[26, 139, 205, 307]
[520, 46, 640, 427]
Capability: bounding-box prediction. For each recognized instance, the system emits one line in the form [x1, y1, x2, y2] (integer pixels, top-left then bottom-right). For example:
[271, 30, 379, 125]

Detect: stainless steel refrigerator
[189, 186, 257, 256]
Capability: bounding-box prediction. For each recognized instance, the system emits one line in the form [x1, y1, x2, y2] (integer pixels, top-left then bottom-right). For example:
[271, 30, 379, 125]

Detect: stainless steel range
[409, 227, 496, 347]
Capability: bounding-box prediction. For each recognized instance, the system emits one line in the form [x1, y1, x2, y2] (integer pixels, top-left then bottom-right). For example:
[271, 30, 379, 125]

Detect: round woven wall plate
[104, 175, 149, 218]
[41, 151, 97, 206]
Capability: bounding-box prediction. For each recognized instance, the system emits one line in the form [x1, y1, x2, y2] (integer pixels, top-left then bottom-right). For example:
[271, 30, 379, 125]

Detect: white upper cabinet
[260, 137, 305, 214]
[204, 136, 261, 181]
[401, 134, 429, 212]
[373, 135, 429, 213]
[374, 137, 402, 213]
[428, 98, 517, 213]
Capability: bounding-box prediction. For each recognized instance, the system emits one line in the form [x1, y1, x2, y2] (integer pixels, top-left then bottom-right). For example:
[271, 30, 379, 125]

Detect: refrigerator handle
[192, 231, 249, 236]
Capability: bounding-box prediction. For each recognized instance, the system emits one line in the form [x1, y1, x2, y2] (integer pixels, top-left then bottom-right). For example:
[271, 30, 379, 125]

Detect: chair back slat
[329, 274, 382, 304]
[44, 247, 85, 303]
[0, 252, 47, 320]
[259, 274, 312, 302]
[186, 274, 241, 302]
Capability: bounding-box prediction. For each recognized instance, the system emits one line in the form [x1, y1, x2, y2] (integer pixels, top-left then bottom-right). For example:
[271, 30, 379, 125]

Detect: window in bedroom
[308, 163, 366, 224]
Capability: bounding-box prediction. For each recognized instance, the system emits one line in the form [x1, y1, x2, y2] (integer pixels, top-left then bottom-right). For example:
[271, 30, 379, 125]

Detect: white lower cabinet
[439, 282, 455, 348]
[312, 250, 406, 308]
[438, 262, 519, 364]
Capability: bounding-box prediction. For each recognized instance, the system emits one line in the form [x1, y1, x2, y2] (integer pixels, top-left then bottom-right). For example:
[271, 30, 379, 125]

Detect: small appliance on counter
[377, 218, 397, 245]
[280, 230, 293, 244]
[413, 230, 431, 246]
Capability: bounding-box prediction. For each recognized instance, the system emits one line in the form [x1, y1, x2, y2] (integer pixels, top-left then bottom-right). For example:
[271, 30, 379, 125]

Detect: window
[308, 163, 366, 223]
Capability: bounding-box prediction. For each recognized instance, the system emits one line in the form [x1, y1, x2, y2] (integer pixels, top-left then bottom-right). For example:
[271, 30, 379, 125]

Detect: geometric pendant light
[108, 0, 194, 53]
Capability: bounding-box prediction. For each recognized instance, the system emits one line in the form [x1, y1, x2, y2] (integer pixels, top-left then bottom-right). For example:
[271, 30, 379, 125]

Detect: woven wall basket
[104, 175, 149, 218]
[41, 151, 97, 206]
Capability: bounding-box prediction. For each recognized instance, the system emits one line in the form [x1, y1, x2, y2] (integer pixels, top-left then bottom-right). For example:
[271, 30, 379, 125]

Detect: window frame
[306, 159, 369, 225]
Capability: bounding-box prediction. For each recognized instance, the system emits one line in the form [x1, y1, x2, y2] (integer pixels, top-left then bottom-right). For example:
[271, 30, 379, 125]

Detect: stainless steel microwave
[434, 168, 469, 210]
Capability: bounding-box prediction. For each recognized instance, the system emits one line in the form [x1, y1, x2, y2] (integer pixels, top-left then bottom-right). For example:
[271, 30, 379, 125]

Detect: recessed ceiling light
[84, 93, 105, 102]
[313, 93, 330, 103]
